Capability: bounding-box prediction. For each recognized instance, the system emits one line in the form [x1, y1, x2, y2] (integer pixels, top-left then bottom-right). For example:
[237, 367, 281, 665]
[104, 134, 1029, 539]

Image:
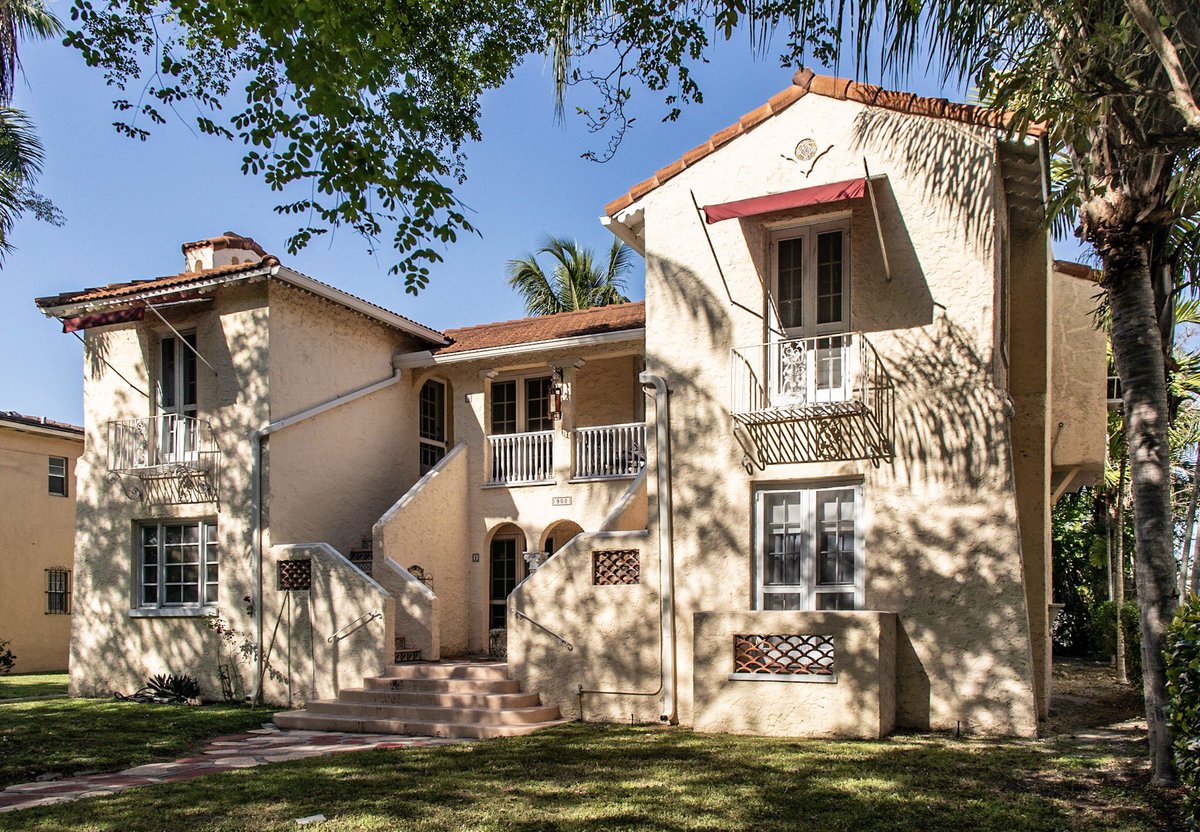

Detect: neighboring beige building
[37, 70, 1106, 739]
[0, 411, 84, 672]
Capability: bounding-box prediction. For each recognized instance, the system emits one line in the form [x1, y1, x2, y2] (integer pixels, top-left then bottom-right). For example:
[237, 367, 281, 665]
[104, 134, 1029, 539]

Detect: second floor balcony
[730, 332, 894, 466]
[486, 422, 648, 486]
[107, 413, 222, 505]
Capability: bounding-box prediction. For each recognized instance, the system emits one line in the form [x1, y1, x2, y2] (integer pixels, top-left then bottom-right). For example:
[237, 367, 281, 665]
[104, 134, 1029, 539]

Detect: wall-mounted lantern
[548, 367, 564, 421]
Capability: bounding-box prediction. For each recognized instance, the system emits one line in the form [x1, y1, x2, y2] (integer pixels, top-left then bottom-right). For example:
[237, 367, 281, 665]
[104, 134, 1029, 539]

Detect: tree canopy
[506, 236, 632, 315]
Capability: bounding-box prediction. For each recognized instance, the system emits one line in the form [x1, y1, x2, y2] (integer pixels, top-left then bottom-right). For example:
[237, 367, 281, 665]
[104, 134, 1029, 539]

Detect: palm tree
[0, 0, 60, 257]
[506, 236, 632, 315]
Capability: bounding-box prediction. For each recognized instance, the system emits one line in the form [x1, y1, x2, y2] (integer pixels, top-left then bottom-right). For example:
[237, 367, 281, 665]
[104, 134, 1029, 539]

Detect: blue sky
[0, 22, 1088, 425]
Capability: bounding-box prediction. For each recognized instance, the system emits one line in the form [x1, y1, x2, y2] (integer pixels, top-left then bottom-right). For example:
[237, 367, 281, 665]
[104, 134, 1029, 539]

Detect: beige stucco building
[0, 411, 84, 672]
[37, 70, 1105, 738]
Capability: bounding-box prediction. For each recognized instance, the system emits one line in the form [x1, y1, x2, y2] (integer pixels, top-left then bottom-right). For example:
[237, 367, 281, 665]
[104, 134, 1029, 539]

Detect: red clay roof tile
[604, 68, 1049, 217]
[35, 258, 279, 308]
[434, 302, 645, 356]
[0, 410, 83, 436]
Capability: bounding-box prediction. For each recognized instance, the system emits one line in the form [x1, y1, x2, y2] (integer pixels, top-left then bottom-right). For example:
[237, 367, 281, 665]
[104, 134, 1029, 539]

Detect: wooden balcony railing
[487, 430, 554, 485]
[572, 422, 647, 480]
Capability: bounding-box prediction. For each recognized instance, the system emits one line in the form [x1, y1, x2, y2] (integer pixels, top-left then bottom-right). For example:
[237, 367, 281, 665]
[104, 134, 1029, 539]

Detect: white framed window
[157, 332, 199, 463]
[489, 374, 553, 434]
[137, 520, 218, 608]
[753, 483, 864, 611]
[419, 378, 448, 474]
[770, 219, 850, 338]
[48, 456, 67, 496]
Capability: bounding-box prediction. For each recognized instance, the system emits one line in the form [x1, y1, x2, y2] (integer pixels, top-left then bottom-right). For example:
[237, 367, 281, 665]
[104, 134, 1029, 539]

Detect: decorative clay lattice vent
[733, 634, 835, 676]
[592, 549, 640, 585]
[278, 559, 312, 591]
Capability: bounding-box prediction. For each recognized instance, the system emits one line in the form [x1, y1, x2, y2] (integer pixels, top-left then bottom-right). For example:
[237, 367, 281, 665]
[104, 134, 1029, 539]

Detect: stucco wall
[373, 442, 470, 657]
[693, 611, 896, 738]
[262, 543, 395, 705]
[508, 529, 659, 721]
[574, 354, 642, 427]
[1050, 269, 1106, 479]
[0, 425, 83, 671]
[606, 91, 1039, 735]
[70, 283, 268, 699]
[266, 282, 423, 556]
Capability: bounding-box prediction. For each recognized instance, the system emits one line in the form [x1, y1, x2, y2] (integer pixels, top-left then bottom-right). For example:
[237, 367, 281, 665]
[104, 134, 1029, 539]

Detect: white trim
[752, 481, 865, 611]
[0, 420, 84, 442]
[395, 327, 645, 368]
[276, 267, 446, 344]
[601, 215, 646, 256]
[128, 606, 217, 619]
[769, 218, 851, 338]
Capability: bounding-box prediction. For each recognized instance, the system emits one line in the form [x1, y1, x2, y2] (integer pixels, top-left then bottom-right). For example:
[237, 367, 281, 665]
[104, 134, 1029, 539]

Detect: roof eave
[35, 264, 279, 318]
[398, 326, 646, 368]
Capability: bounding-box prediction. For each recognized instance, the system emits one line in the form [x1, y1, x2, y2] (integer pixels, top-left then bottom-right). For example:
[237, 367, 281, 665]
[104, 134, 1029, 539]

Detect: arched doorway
[542, 520, 584, 557]
[487, 523, 526, 631]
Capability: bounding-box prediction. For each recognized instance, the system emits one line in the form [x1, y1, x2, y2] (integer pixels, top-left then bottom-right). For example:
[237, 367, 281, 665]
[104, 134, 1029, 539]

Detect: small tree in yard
[0, 639, 15, 674]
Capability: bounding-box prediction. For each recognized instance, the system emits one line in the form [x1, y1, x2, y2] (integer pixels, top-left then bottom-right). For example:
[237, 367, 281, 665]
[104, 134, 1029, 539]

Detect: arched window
[419, 379, 447, 474]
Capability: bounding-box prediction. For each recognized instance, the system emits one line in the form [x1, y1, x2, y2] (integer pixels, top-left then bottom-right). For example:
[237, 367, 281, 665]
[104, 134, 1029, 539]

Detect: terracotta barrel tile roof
[0, 410, 83, 435]
[181, 231, 268, 257]
[435, 301, 645, 355]
[35, 258, 279, 308]
[604, 67, 1048, 217]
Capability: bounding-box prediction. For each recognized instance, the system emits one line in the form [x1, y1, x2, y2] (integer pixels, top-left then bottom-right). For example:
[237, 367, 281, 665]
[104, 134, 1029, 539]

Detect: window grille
[593, 549, 640, 585]
[733, 634, 835, 677]
[278, 558, 311, 591]
[46, 568, 70, 614]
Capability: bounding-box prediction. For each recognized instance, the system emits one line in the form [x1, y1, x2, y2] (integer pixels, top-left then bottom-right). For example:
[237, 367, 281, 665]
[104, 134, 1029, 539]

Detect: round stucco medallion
[794, 138, 819, 160]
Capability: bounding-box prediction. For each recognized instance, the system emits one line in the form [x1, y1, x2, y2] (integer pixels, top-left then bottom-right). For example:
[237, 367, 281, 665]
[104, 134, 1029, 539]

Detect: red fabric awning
[703, 177, 867, 224]
[61, 307, 145, 333]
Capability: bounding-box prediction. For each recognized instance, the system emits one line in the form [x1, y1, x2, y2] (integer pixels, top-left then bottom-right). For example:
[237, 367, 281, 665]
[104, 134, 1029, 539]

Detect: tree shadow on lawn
[0, 724, 1180, 832]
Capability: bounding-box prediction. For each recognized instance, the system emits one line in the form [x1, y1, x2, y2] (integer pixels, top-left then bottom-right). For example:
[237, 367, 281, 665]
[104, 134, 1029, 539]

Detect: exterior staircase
[273, 661, 567, 738]
[348, 536, 373, 577]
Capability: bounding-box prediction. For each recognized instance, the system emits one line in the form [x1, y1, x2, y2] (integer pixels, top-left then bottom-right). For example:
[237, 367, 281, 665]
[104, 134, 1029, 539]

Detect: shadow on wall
[852, 108, 996, 258]
[631, 251, 1035, 734]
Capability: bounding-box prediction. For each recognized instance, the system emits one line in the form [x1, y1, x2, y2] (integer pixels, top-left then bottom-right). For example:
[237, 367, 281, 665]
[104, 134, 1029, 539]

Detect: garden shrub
[0, 639, 14, 674]
[1090, 600, 1142, 687]
[1168, 596, 1200, 830]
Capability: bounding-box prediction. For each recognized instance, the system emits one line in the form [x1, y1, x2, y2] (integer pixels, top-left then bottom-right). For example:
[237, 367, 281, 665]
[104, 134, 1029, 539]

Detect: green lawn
[0, 723, 1179, 832]
[0, 698, 272, 789]
[0, 671, 69, 699]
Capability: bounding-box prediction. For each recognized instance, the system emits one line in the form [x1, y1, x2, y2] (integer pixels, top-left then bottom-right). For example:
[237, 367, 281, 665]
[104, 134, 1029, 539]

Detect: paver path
[0, 724, 466, 813]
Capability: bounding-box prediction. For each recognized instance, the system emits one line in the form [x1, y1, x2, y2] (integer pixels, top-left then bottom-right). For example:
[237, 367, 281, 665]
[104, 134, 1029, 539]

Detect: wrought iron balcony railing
[107, 414, 222, 505]
[729, 332, 894, 465]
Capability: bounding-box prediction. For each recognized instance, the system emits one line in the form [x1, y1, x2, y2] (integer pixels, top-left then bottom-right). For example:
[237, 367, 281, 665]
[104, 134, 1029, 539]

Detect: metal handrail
[327, 608, 383, 644]
[514, 608, 574, 650]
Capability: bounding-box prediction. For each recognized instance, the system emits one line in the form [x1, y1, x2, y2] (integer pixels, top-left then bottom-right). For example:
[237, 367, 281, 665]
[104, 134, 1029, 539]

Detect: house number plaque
[552, 496, 573, 506]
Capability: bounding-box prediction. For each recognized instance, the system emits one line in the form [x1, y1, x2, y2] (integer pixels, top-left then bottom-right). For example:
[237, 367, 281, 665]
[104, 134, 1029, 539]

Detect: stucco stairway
[273, 661, 568, 739]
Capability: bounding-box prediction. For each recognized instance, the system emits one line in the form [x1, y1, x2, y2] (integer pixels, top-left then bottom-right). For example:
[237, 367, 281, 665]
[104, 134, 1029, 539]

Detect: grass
[0, 723, 1181, 832]
[0, 671, 69, 699]
[0, 698, 272, 789]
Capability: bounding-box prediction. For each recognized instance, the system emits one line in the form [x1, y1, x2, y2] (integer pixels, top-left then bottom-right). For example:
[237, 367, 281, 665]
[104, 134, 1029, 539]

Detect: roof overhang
[275, 268, 447, 345]
[703, 177, 867, 224]
[394, 326, 646, 369]
[0, 417, 84, 441]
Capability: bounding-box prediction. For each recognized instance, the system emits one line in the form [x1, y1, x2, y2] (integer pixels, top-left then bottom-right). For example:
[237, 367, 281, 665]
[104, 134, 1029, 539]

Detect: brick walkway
[0, 725, 466, 814]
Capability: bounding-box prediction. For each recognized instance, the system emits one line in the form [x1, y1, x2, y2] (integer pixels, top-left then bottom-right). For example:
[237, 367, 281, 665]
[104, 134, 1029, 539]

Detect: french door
[769, 222, 854, 406]
[489, 535, 523, 630]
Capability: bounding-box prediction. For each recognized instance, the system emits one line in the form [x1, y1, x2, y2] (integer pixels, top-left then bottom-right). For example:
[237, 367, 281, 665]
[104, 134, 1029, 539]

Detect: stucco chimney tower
[182, 232, 268, 272]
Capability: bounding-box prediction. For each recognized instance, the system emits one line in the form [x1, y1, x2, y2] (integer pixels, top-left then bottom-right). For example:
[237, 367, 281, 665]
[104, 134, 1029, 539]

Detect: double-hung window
[138, 520, 218, 608]
[489, 376, 553, 435]
[419, 379, 447, 474]
[157, 333, 198, 463]
[48, 456, 67, 496]
[754, 484, 863, 611]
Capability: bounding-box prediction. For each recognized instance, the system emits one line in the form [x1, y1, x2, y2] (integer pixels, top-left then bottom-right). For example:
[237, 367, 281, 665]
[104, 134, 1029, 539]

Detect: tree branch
[1125, 0, 1200, 131]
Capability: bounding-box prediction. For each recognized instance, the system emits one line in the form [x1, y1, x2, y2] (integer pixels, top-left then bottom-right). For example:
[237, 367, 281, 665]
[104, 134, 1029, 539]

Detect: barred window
[138, 520, 218, 608]
[48, 456, 67, 496]
[46, 568, 70, 614]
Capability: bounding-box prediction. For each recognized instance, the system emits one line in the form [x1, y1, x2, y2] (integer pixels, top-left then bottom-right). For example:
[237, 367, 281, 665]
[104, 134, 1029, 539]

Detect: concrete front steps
[273, 661, 568, 739]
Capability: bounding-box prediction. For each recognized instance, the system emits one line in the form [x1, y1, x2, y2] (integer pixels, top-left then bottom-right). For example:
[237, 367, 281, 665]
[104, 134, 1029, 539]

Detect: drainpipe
[250, 368, 404, 704]
[640, 371, 677, 724]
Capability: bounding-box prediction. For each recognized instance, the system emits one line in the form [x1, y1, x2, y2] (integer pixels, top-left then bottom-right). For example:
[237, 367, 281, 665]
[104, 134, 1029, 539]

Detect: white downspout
[250, 367, 404, 703]
[640, 371, 677, 724]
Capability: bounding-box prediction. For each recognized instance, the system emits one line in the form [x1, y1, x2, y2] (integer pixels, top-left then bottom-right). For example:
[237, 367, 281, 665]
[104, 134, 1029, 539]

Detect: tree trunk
[1180, 441, 1200, 597]
[1105, 242, 1180, 784]
[1115, 455, 1128, 685]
